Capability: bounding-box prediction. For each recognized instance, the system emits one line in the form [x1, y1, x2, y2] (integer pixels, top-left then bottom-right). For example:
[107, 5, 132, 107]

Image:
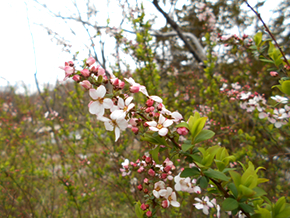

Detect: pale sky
[0, 0, 282, 94]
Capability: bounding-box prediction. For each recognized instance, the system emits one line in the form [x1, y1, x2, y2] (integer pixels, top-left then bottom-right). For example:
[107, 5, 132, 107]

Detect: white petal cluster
[146, 114, 173, 136]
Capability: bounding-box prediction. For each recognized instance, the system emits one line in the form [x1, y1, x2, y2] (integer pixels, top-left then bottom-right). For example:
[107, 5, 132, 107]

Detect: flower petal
[89, 89, 100, 99]
[158, 128, 168, 136]
[114, 127, 120, 141]
[153, 190, 160, 198]
[150, 95, 162, 103]
[170, 201, 180, 207]
[149, 127, 159, 132]
[163, 119, 173, 128]
[103, 98, 113, 109]
[125, 96, 133, 105]
[117, 118, 128, 131]
[146, 121, 157, 127]
[104, 121, 114, 131]
[158, 114, 166, 124]
[118, 97, 125, 108]
[89, 101, 103, 115]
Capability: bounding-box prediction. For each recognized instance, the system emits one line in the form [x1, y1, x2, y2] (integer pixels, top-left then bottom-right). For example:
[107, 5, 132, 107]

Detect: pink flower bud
[144, 122, 149, 127]
[146, 211, 152, 217]
[163, 165, 171, 173]
[143, 188, 148, 194]
[131, 127, 139, 134]
[161, 200, 169, 208]
[145, 157, 151, 164]
[243, 34, 248, 39]
[140, 203, 147, 211]
[80, 80, 92, 89]
[137, 184, 143, 191]
[154, 112, 160, 118]
[119, 81, 125, 89]
[81, 69, 90, 77]
[137, 166, 144, 173]
[148, 169, 155, 177]
[270, 71, 278, 77]
[176, 127, 189, 136]
[157, 103, 163, 111]
[129, 85, 140, 93]
[146, 99, 154, 107]
[86, 57, 96, 66]
[111, 78, 119, 86]
[145, 107, 151, 113]
[144, 178, 149, 184]
[129, 118, 138, 126]
[64, 66, 74, 76]
[161, 173, 167, 179]
[68, 61, 74, 67]
[98, 67, 105, 76]
[72, 75, 80, 82]
[91, 66, 98, 74]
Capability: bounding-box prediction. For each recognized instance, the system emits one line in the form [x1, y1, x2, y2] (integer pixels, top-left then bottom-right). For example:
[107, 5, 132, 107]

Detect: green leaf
[215, 160, 226, 172]
[239, 184, 256, 197]
[200, 145, 221, 167]
[241, 162, 258, 189]
[249, 45, 257, 50]
[274, 197, 286, 215]
[254, 32, 263, 46]
[252, 187, 267, 197]
[272, 84, 283, 92]
[276, 204, 290, 218]
[204, 168, 230, 181]
[222, 198, 239, 211]
[259, 58, 275, 64]
[181, 144, 194, 152]
[255, 206, 272, 218]
[268, 41, 275, 56]
[229, 171, 241, 188]
[195, 117, 208, 138]
[149, 145, 160, 164]
[188, 113, 200, 133]
[180, 167, 200, 177]
[228, 183, 238, 198]
[189, 154, 202, 163]
[135, 201, 144, 218]
[239, 203, 254, 213]
[282, 80, 290, 95]
[141, 133, 168, 146]
[194, 130, 215, 144]
[199, 176, 208, 189]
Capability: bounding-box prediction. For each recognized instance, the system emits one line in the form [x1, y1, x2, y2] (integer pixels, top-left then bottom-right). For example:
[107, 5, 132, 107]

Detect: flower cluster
[59, 57, 186, 142]
[240, 93, 290, 128]
[219, 80, 290, 128]
[60, 57, 236, 218]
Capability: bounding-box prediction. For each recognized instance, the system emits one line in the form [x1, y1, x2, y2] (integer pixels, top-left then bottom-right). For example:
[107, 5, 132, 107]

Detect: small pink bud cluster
[176, 127, 189, 136]
[270, 71, 278, 77]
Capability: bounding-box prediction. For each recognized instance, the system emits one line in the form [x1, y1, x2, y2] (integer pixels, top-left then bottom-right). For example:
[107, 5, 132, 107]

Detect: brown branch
[152, 0, 206, 64]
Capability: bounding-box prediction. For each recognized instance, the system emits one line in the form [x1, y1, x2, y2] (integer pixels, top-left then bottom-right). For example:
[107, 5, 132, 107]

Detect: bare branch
[152, 30, 206, 60]
[152, 0, 206, 64]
